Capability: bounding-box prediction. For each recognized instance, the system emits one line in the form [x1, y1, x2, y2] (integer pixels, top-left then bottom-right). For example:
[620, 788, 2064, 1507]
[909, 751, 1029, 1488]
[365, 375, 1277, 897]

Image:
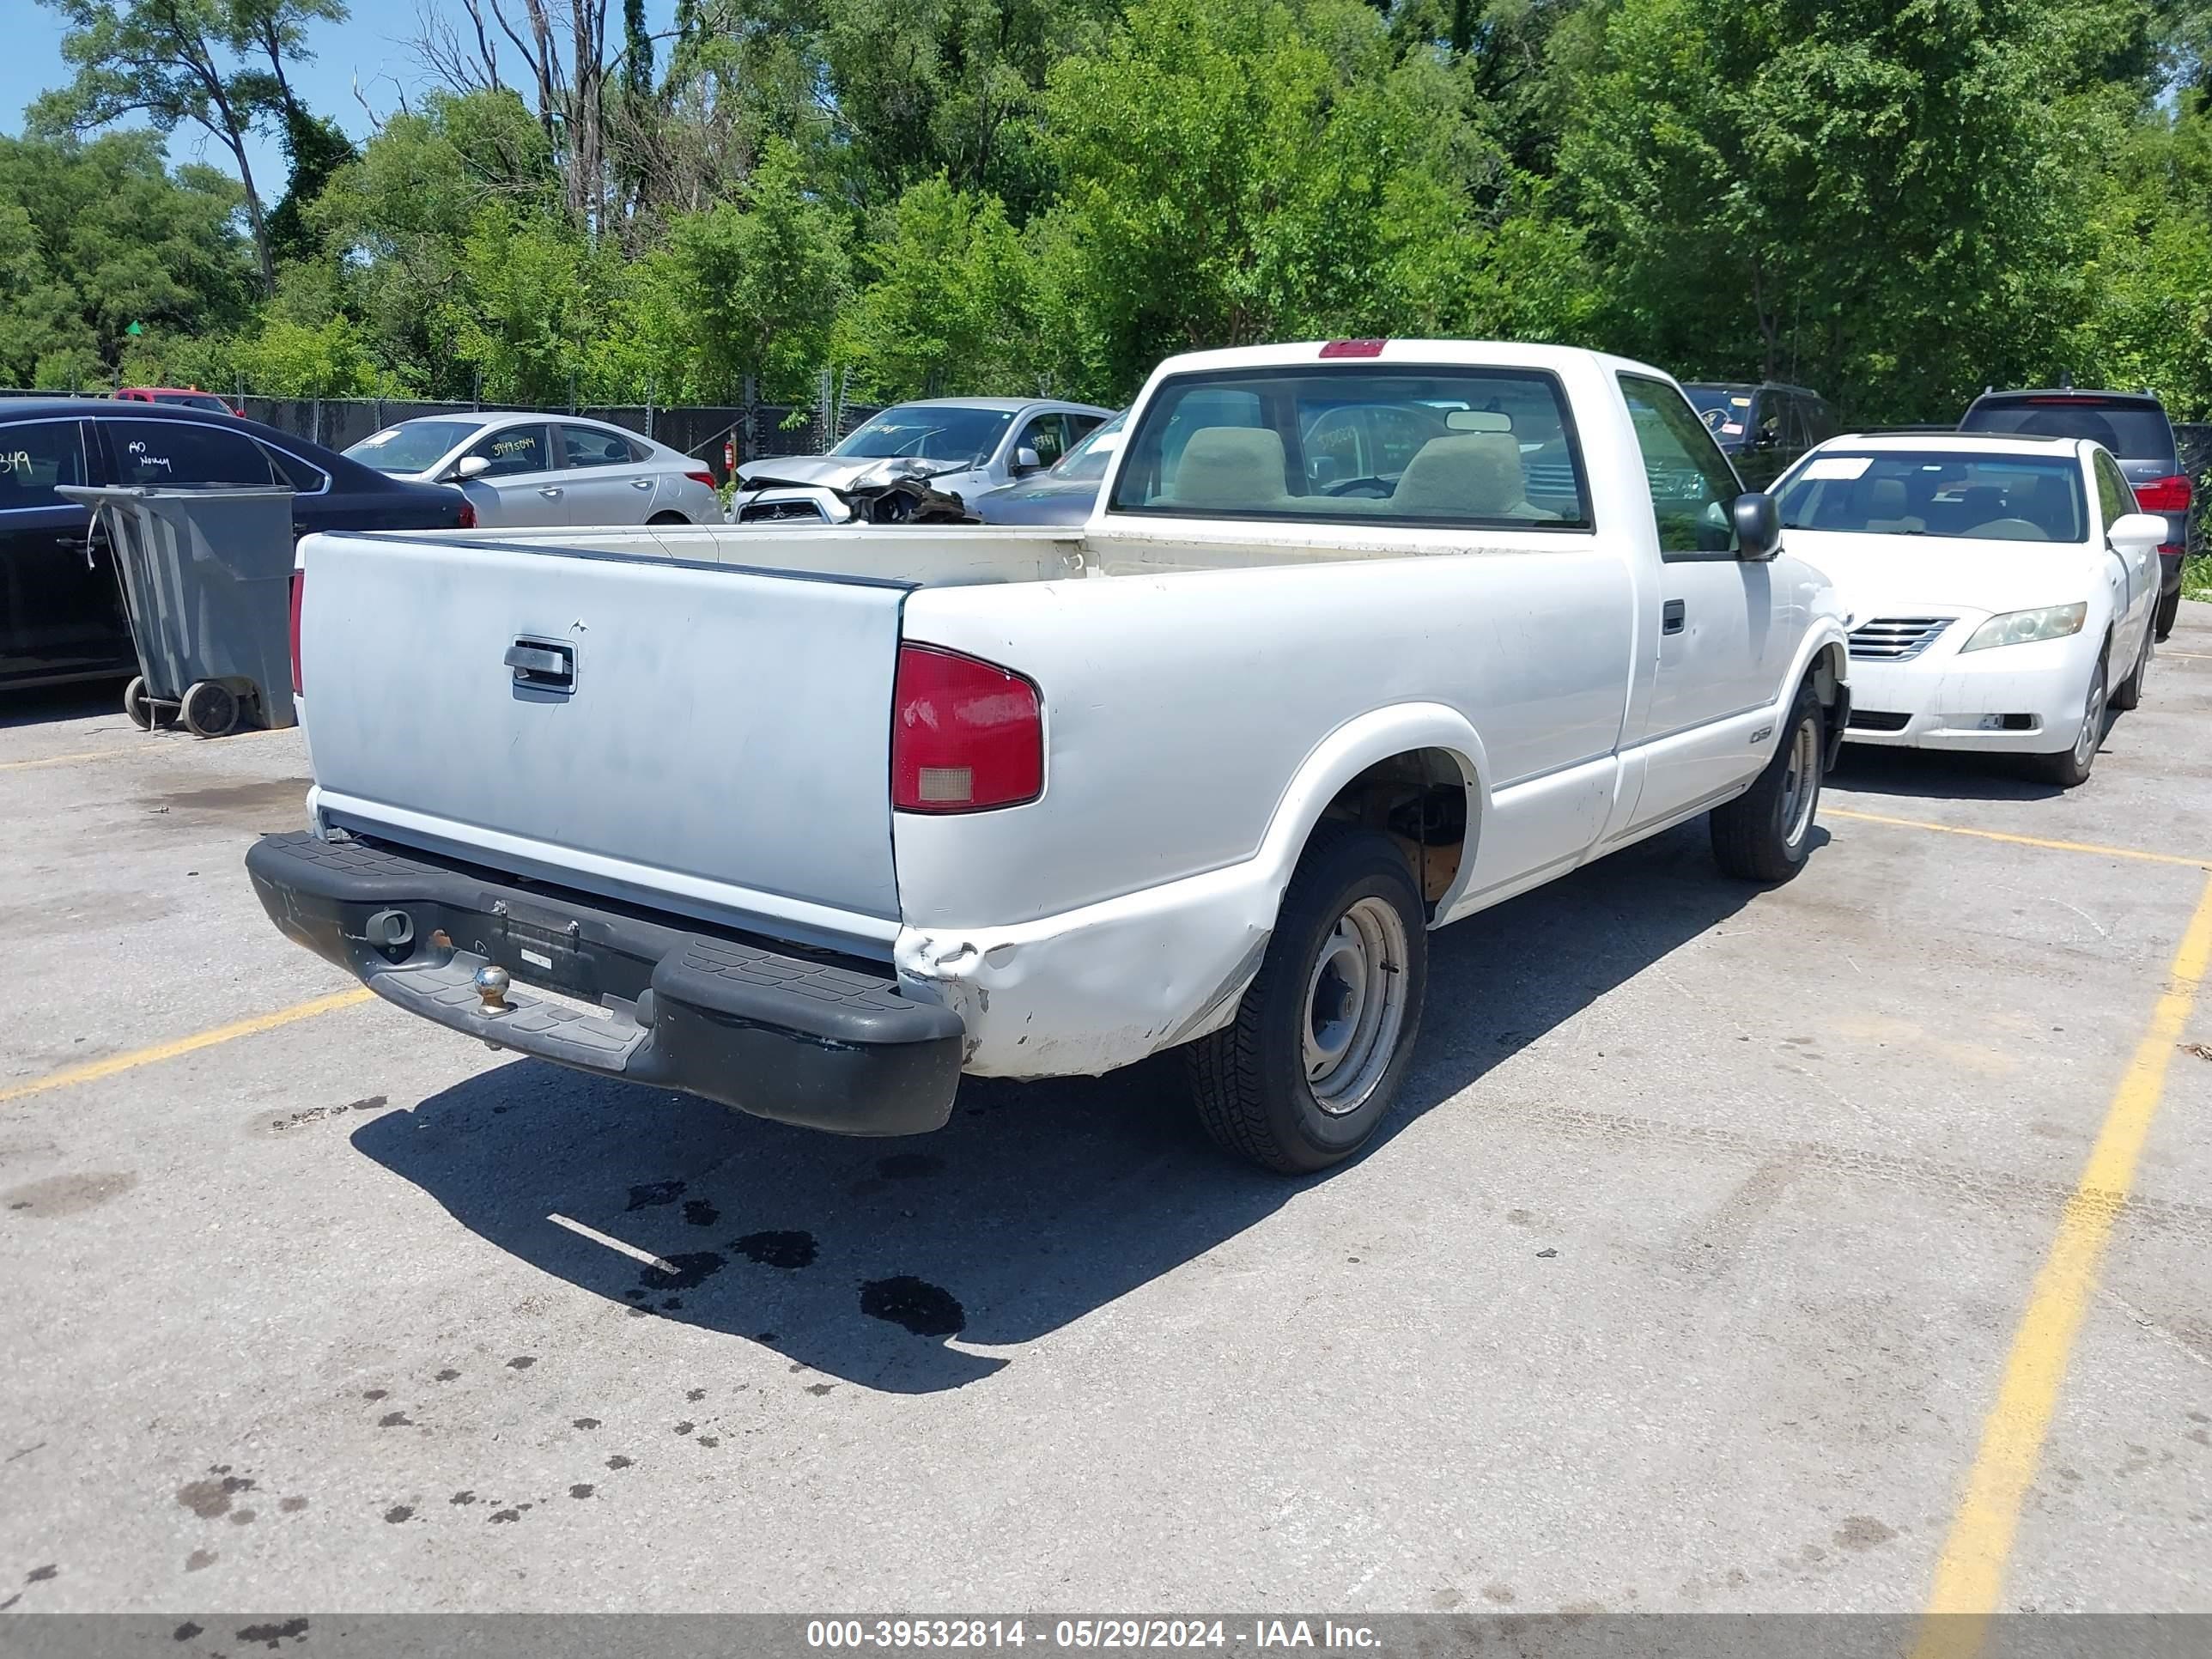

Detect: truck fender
[1251, 702, 1488, 927]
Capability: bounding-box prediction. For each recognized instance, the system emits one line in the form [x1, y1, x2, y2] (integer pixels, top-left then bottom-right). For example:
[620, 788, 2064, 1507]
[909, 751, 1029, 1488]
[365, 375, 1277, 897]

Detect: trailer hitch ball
[474, 964, 514, 1015]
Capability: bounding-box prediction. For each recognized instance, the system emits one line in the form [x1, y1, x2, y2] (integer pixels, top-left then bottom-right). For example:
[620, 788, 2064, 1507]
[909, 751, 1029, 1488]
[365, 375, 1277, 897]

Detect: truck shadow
[350, 819, 1775, 1395]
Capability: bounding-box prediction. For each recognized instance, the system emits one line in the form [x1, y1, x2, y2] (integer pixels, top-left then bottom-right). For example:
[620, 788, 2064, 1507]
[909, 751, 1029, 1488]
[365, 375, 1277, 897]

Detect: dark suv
[1960, 388, 2190, 640]
[1681, 381, 1838, 489]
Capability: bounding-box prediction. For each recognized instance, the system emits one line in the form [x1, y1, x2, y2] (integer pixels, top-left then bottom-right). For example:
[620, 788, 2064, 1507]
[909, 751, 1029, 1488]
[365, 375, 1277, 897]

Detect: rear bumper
[245, 832, 966, 1135]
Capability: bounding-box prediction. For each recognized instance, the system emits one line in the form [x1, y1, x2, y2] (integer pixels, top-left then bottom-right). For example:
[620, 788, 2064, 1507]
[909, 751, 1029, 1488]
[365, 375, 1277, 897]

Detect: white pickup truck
[248, 341, 1850, 1172]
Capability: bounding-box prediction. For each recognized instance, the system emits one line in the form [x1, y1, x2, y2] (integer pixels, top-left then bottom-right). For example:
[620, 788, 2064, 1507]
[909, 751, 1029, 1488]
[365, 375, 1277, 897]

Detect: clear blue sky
[2, 2, 678, 198]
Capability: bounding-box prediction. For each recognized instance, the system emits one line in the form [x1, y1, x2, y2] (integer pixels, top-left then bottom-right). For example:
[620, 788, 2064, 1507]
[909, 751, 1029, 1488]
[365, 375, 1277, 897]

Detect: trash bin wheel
[123, 676, 155, 731]
[181, 679, 242, 739]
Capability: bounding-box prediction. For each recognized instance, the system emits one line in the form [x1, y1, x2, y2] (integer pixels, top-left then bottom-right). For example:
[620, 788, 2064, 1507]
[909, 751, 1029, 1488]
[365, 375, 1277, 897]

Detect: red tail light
[2133, 474, 2192, 514]
[1319, 339, 1387, 358]
[684, 469, 715, 488]
[892, 644, 1042, 813]
[289, 568, 305, 696]
[456, 499, 477, 529]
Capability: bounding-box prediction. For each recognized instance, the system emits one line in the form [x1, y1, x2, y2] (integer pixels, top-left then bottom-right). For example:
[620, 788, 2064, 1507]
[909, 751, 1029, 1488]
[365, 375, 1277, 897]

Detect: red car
[114, 386, 240, 416]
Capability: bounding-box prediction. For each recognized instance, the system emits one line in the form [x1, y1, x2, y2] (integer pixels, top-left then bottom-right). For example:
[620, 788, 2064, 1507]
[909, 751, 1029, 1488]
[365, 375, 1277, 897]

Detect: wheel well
[648, 510, 689, 525]
[1811, 641, 1845, 710]
[1316, 747, 1471, 917]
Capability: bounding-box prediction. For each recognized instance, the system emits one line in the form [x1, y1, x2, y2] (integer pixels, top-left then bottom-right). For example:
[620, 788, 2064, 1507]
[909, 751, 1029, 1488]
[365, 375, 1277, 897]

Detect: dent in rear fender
[896, 702, 1484, 1079]
[895, 863, 1280, 1077]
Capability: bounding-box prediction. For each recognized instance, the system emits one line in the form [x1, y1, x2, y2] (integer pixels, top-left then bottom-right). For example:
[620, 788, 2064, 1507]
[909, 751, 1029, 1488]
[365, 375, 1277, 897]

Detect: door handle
[1662, 599, 1686, 635]
[538, 486, 563, 498]
[630, 478, 653, 489]
[505, 639, 574, 691]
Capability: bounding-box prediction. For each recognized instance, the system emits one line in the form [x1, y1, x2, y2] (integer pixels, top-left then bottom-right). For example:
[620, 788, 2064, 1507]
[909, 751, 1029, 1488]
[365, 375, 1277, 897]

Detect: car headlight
[1960, 603, 2087, 653]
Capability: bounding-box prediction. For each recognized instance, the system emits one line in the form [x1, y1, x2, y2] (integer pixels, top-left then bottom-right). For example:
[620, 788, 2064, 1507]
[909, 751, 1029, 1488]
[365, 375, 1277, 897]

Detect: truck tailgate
[296, 533, 908, 948]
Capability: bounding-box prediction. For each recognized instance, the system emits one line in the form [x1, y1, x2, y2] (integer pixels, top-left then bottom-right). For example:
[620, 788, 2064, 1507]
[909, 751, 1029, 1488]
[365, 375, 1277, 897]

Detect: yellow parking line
[0, 727, 295, 774]
[0, 748, 136, 774]
[1911, 871, 2212, 1659]
[0, 988, 373, 1105]
[1822, 807, 2209, 870]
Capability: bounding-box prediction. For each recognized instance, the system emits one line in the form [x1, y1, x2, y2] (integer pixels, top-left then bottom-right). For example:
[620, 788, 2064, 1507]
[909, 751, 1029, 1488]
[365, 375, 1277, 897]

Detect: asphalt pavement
[3, 606, 2209, 1618]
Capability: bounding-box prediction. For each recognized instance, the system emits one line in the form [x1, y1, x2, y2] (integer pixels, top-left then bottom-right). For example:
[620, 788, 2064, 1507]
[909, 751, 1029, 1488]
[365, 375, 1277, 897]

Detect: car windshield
[344, 420, 481, 474]
[1046, 413, 1127, 483]
[1109, 367, 1590, 527]
[831, 406, 1015, 464]
[1960, 396, 2174, 462]
[1684, 386, 1753, 438]
[1777, 451, 2088, 542]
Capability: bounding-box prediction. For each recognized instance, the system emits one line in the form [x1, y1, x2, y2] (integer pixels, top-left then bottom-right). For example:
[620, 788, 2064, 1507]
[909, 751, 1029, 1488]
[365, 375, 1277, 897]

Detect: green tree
[660, 138, 852, 399]
[0, 130, 253, 386]
[1558, 0, 2133, 416]
[33, 0, 347, 295]
[1030, 0, 1521, 398]
[841, 177, 1032, 398]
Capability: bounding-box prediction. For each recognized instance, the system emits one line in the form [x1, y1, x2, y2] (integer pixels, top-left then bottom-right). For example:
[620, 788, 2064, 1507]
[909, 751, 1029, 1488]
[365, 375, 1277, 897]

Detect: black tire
[122, 675, 154, 731]
[1185, 824, 1427, 1175]
[647, 511, 690, 526]
[180, 678, 240, 739]
[2111, 618, 2151, 711]
[2154, 585, 2179, 643]
[1710, 681, 1824, 883]
[2021, 643, 2107, 788]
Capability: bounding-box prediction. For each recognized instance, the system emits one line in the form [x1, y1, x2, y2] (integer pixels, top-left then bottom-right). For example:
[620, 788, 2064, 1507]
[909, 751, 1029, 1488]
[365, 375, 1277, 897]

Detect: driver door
[1620, 374, 1787, 825]
[461, 423, 564, 526]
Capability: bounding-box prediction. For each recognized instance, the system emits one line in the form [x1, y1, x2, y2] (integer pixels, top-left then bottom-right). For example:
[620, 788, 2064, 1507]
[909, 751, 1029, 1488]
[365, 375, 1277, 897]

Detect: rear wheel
[2154, 586, 2180, 643]
[1710, 681, 1823, 883]
[1186, 825, 1427, 1175]
[122, 676, 154, 731]
[2022, 644, 2106, 788]
[647, 511, 689, 526]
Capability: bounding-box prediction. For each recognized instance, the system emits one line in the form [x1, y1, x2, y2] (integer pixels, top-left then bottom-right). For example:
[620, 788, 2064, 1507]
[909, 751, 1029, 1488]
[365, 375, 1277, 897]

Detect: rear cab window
[1963, 396, 2177, 466]
[1108, 367, 1591, 528]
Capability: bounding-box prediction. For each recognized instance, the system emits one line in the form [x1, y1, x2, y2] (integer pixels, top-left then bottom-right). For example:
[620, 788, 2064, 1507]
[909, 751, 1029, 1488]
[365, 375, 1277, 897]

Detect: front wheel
[1710, 682, 1824, 883]
[2111, 617, 2152, 711]
[1186, 825, 1428, 1174]
[180, 678, 241, 739]
[2021, 644, 2107, 788]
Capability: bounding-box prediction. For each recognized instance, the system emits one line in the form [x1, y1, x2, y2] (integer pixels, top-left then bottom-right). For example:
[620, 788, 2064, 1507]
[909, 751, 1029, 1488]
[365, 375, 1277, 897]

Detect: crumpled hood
[1784, 530, 2101, 622]
[733, 454, 884, 491]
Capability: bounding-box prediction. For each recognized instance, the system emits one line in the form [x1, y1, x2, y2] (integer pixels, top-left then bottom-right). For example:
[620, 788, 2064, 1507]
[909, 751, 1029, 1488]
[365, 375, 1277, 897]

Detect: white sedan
[344, 413, 723, 528]
[1771, 431, 2164, 786]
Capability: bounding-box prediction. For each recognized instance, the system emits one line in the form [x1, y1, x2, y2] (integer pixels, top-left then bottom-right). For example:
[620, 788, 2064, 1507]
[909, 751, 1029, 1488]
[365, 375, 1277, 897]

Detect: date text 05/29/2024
[804, 1620, 1382, 1650]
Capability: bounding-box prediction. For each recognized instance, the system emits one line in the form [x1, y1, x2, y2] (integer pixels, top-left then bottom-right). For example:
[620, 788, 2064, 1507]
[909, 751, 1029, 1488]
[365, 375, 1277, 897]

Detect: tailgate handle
[505, 640, 574, 691]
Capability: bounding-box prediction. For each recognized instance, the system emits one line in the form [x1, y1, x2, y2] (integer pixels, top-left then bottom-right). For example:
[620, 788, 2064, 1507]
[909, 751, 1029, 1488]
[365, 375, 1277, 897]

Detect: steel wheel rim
[1780, 715, 1820, 848]
[2072, 668, 2105, 767]
[1302, 896, 1410, 1116]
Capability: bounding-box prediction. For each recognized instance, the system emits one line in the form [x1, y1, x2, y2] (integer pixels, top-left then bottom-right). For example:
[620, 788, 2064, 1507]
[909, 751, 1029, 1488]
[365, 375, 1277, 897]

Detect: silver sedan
[345, 413, 723, 528]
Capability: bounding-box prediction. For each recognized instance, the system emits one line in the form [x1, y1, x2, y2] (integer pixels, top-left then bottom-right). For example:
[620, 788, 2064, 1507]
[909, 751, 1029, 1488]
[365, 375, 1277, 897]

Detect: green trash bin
[58, 483, 297, 738]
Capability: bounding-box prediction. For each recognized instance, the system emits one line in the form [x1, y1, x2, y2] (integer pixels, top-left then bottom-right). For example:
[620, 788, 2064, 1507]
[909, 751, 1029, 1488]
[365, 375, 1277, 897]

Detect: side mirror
[1731, 491, 1782, 561]
[1012, 446, 1043, 475]
[453, 454, 491, 481]
[2107, 511, 2168, 551]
